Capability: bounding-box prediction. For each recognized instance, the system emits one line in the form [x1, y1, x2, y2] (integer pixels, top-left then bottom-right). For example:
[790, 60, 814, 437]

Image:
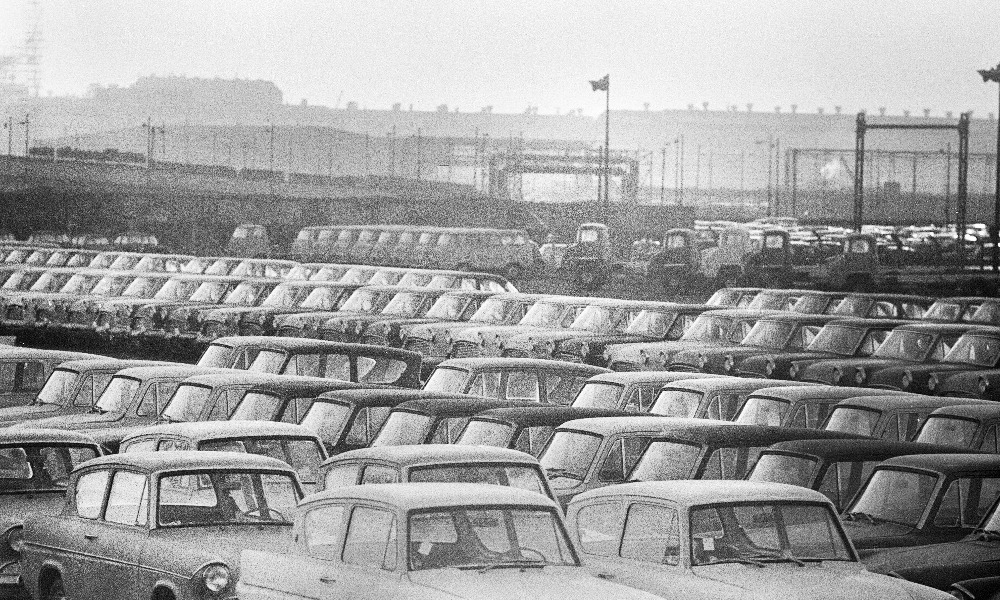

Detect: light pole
[979, 62, 1000, 272]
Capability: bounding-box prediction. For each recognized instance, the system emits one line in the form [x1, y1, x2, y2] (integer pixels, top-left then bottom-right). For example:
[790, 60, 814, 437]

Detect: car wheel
[43, 577, 67, 600]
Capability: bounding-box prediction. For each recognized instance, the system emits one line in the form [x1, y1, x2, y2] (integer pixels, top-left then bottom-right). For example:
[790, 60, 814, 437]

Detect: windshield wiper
[750, 551, 806, 567]
[973, 528, 1000, 541]
[544, 467, 582, 480]
[88, 405, 108, 414]
[843, 511, 882, 524]
[464, 560, 546, 573]
[705, 557, 766, 568]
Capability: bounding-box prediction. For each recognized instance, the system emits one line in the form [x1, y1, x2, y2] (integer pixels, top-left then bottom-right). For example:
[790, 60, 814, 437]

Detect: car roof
[0, 348, 102, 361]
[472, 406, 643, 427]
[78, 450, 295, 473]
[393, 398, 540, 417]
[754, 314, 842, 325]
[51, 358, 180, 373]
[572, 480, 831, 508]
[761, 438, 972, 461]
[748, 385, 916, 401]
[834, 395, 991, 411]
[436, 357, 610, 375]
[112, 365, 230, 380]
[584, 371, 721, 386]
[315, 389, 476, 406]
[207, 336, 420, 359]
[842, 293, 934, 302]
[965, 326, 1000, 336]
[0, 428, 102, 446]
[663, 377, 813, 393]
[925, 403, 1000, 419]
[559, 416, 861, 444]
[894, 322, 979, 334]
[302, 482, 556, 510]
[877, 453, 1000, 473]
[699, 308, 790, 318]
[122, 421, 320, 443]
[823, 318, 912, 328]
[326, 444, 539, 467]
[178, 371, 354, 390]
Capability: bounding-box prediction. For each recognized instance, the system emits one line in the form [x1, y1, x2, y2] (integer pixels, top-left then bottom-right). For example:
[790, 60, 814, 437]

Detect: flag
[589, 75, 609, 92]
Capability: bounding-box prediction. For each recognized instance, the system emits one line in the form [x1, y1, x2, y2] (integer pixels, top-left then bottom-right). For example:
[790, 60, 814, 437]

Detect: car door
[93, 469, 149, 599]
[54, 468, 112, 599]
[332, 504, 403, 600]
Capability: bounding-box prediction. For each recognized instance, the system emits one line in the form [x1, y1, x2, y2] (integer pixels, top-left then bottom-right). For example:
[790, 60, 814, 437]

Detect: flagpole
[604, 77, 610, 206]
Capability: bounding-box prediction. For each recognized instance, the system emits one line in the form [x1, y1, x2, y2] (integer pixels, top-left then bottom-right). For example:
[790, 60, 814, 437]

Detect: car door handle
[319, 577, 336, 585]
[83, 534, 98, 541]
[597, 572, 615, 581]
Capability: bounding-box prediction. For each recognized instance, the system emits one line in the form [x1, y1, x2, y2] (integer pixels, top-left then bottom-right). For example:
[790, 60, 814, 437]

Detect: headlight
[927, 373, 939, 392]
[831, 366, 843, 384]
[201, 563, 231, 594]
[979, 376, 990, 396]
[765, 359, 776, 377]
[4, 525, 23, 554]
[788, 362, 799, 379]
[855, 367, 867, 385]
[901, 370, 913, 390]
[723, 354, 735, 372]
[697, 353, 708, 369]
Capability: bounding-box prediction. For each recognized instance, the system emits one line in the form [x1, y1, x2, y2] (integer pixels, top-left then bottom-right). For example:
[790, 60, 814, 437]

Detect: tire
[43, 577, 67, 600]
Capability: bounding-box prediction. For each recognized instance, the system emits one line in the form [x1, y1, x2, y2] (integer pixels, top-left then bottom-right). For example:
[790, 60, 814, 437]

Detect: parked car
[732, 384, 915, 429]
[788, 289, 846, 314]
[298, 389, 472, 454]
[738, 318, 908, 379]
[58, 272, 177, 344]
[703, 286, 761, 307]
[270, 284, 402, 338]
[670, 313, 841, 374]
[401, 292, 545, 369]
[831, 293, 933, 319]
[236, 483, 660, 600]
[842, 454, 1000, 555]
[356, 289, 499, 347]
[422, 358, 608, 405]
[20, 451, 303, 600]
[224, 372, 366, 424]
[798, 323, 974, 387]
[921, 296, 990, 323]
[747, 438, 972, 510]
[867, 326, 1000, 393]
[241, 338, 423, 388]
[318, 444, 555, 501]
[371, 397, 536, 446]
[0, 429, 102, 599]
[119, 421, 327, 491]
[741, 288, 805, 311]
[566, 480, 952, 600]
[823, 395, 989, 441]
[0, 348, 102, 410]
[604, 308, 785, 372]
[648, 376, 813, 421]
[570, 371, 718, 412]
[456, 406, 645, 457]
[0, 358, 176, 427]
[912, 404, 1000, 452]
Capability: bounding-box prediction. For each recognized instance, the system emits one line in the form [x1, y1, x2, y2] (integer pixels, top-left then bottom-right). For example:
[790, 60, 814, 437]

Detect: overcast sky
[3, 0, 999, 116]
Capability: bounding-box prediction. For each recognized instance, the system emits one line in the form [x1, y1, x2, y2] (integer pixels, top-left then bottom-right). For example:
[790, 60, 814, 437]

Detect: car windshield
[229, 392, 283, 421]
[627, 440, 704, 481]
[153, 278, 200, 301]
[872, 330, 936, 360]
[570, 305, 618, 333]
[823, 406, 881, 436]
[157, 470, 299, 527]
[408, 506, 575, 570]
[469, 298, 514, 323]
[520, 302, 566, 328]
[742, 320, 797, 349]
[747, 453, 819, 487]
[197, 344, 235, 368]
[833, 296, 873, 316]
[381, 292, 429, 317]
[261, 285, 303, 308]
[944, 334, 1000, 367]
[747, 292, 789, 311]
[649, 389, 703, 418]
[423, 367, 469, 393]
[308, 266, 349, 281]
[681, 315, 735, 343]
[625, 310, 676, 337]
[847, 468, 938, 527]
[0, 444, 100, 492]
[89, 275, 131, 296]
[223, 282, 269, 306]
[121, 276, 164, 298]
[915, 416, 980, 448]
[187, 281, 230, 303]
[161, 385, 213, 422]
[807, 325, 864, 355]
[426, 295, 472, 320]
[3, 271, 41, 290]
[538, 430, 602, 483]
[60, 274, 102, 294]
[94, 376, 141, 413]
[299, 400, 356, 444]
[690, 502, 853, 565]
[370, 411, 434, 446]
[397, 272, 433, 287]
[982, 498, 1000, 533]
[199, 438, 324, 489]
[247, 350, 287, 373]
[456, 420, 515, 447]
[792, 295, 834, 314]
[339, 288, 385, 313]
[571, 382, 624, 410]
[28, 272, 69, 292]
[924, 301, 963, 321]
[410, 464, 548, 497]
[734, 396, 791, 426]
[34, 369, 79, 406]
[298, 287, 345, 311]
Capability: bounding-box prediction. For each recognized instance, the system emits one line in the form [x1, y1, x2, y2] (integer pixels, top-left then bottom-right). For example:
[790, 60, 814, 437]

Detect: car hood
[607, 340, 727, 367]
[840, 520, 917, 548]
[863, 536, 1000, 574]
[506, 329, 613, 349]
[203, 306, 287, 322]
[407, 566, 659, 600]
[273, 310, 362, 329]
[13, 410, 122, 430]
[406, 321, 500, 340]
[938, 369, 999, 396]
[867, 363, 971, 387]
[799, 358, 910, 382]
[148, 525, 293, 579]
[674, 344, 769, 363]
[455, 324, 563, 344]
[0, 403, 62, 424]
[692, 561, 938, 600]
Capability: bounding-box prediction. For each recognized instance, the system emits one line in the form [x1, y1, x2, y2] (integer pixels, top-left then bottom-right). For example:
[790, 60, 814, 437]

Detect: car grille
[131, 316, 153, 333]
[610, 360, 641, 371]
[450, 340, 481, 358]
[554, 351, 583, 363]
[96, 313, 112, 328]
[404, 339, 432, 355]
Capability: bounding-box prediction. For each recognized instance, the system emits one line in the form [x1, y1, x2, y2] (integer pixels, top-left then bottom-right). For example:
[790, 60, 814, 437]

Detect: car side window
[304, 504, 347, 560]
[0, 363, 16, 392]
[598, 437, 650, 483]
[342, 506, 397, 570]
[73, 375, 94, 407]
[858, 330, 890, 356]
[505, 371, 539, 401]
[789, 405, 808, 428]
[575, 502, 623, 556]
[105, 471, 149, 526]
[545, 375, 589, 406]
[360, 464, 399, 484]
[880, 415, 900, 441]
[818, 462, 873, 510]
[325, 463, 360, 489]
[620, 503, 680, 566]
[21, 361, 46, 392]
[135, 385, 158, 417]
[705, 393, 743, 421]
[468, 372, 501, 399]
[513, 426, 554, 456]
[870, 301, 897, 318]
[75, 470, 111, 519]
[980, 426, 999, 453]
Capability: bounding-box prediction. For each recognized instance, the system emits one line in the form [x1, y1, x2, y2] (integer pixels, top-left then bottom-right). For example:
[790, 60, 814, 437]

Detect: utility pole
[679, 134, 685, 206]
[695, 145, 701, 190]
[19, 114, 30, 158]
[3, 117, 12, 156]
[141, 118, 164, 168]
[416, 128, 422, 179]
[389, 126, 397, 176]
[660, 146, 666, 203]
[774, 138, 781, 215]
[944, 143, 953, 226]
